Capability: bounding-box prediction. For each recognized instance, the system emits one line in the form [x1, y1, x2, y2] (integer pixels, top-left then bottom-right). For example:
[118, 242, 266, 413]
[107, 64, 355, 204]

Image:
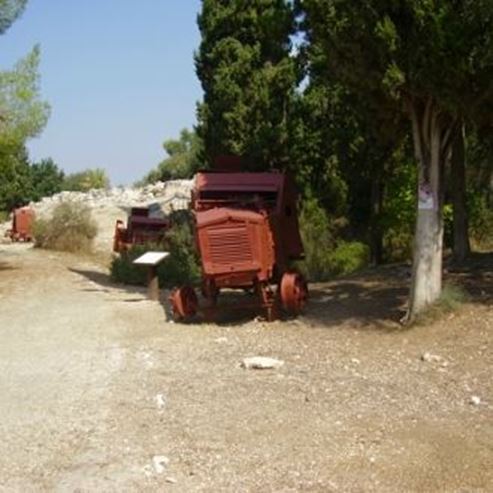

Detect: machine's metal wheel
[170, 285, 198, 320]
[280, 272, 308, 314]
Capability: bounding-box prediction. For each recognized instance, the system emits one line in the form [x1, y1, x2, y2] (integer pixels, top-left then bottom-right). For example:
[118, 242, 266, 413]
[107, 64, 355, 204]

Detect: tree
[0, 45, 50, 146]
[291, 35, 407, 264]
[142, 128, 201, 184]
[0, 144, 32, 210]
[195, 0, 299, 170]
[302, 0, 493, 321]
[30, 157, 64, 201]
[63, 168, 110, 192]
[0, 0, 27, 35]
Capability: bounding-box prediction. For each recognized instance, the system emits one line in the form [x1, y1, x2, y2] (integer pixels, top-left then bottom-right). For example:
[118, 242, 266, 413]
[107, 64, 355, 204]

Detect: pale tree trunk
[404, 97, 456, 323]
[451, 125, 470, 262]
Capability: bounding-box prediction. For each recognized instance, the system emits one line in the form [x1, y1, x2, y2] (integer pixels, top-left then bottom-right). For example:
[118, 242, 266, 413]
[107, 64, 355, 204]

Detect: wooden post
[147, 265, 159, 301]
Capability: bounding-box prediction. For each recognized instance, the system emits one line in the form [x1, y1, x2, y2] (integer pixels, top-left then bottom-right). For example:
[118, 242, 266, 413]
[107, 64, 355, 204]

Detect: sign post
[132, 251, 169, 301]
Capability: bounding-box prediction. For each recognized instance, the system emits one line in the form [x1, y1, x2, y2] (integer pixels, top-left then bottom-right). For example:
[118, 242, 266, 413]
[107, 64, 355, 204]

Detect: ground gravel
[0, 244, 491, 491]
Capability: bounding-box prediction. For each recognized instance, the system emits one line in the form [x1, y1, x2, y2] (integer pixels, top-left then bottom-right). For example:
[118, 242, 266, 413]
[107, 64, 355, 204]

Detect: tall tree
[0, 45, 50, 146]
[142, 128, 201, 184]
[302, 0, 493, 321]
[293, 33, 407, 263]
[195, 0, 299, 170]
[0, 0, 27, 35]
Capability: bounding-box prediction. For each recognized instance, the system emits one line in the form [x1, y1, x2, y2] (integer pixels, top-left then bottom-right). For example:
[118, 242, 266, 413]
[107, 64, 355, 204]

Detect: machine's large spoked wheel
[280, 271, 308, 314]
[170, 285, 198, 320]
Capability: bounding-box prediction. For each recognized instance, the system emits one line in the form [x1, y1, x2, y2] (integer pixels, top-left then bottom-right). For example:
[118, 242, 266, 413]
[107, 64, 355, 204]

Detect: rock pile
[0, 179, 194, 252]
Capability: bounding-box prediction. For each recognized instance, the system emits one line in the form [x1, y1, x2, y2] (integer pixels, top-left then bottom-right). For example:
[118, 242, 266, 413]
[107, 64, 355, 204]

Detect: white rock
[165, 477, 177, 484]
[155, 393, 166, 409]
[152, 455, 170, 474]
[421, 352, 442, 363]
[470, 395, 481, 406]
[241, 356, 284, 370]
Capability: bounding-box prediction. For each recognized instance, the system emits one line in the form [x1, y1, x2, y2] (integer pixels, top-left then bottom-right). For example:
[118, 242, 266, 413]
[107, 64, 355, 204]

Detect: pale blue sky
[0, 0, 203, 185]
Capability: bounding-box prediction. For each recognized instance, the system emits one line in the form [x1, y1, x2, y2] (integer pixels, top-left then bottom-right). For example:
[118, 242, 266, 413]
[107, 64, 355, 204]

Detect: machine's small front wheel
[170, 285, 198, 320]
[280, 272, 308, 315]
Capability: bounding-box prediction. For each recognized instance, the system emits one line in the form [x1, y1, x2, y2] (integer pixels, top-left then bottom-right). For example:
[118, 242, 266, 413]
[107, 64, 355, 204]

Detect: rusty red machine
[6, 206, 35, 242]
[170, 168, 308, 321]
[113, 206, 171, 253]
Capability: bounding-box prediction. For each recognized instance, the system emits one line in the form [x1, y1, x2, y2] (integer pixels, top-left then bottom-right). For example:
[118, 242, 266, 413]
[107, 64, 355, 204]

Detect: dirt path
[0, 244, 492, 492]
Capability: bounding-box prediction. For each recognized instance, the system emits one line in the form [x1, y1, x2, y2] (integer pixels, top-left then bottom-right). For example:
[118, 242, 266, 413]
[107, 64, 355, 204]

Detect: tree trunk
[451, 126, 470, 262]
[405, 97, 456, 323]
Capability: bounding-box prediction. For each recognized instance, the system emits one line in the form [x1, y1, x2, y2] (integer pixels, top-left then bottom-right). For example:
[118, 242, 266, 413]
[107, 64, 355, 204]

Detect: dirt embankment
[0, 243, 492, 491]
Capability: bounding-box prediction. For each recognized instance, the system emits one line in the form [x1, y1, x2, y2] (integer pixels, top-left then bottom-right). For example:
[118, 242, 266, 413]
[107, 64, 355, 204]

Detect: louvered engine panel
[207, 226, 253, 267]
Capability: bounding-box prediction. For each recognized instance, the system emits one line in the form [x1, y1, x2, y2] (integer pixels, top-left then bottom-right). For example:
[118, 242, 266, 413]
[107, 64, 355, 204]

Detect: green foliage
[0, 16, 50, 212]
[468, 194, 493, 249]
[329, 241, 370, 276]
[110, 213, 200, 288]
[297, 197, 336, 281]
[297, 197, 369, 280]
[0, 45, 50, 147]
[302, 1, 493, 119]
[141, 128, 201, 184]
[0, 0, 27, 35]
[29, 158, 64, 201]
[63, 168, 110, 192]
[380, 151, 417, 261]
[0, 143, 32, 211]
[196, 0, 299, 169]
[33, 201, 98, 253]
[0, 148, 64, 212]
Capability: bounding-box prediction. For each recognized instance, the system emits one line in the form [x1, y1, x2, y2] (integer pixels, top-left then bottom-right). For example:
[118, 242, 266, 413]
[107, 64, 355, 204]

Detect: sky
[0, 0, 203, 185]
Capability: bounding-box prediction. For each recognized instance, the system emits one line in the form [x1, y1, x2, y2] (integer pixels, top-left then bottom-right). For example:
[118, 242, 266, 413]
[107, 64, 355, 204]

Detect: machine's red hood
[195, 207, 265, 228]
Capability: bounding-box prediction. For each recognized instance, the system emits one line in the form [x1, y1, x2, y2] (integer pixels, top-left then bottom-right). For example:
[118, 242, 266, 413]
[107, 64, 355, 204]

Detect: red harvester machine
[6, 206, 35, 242]
[113, 206, 171, 253]
[170, 167, 308, 321]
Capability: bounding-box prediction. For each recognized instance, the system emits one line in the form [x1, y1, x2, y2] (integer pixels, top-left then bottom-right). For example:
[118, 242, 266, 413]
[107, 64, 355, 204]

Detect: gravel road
[0, 244, 492, 492]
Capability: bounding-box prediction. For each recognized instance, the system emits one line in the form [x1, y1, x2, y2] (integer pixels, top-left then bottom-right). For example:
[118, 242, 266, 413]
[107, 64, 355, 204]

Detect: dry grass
[33, 201, 98, 253]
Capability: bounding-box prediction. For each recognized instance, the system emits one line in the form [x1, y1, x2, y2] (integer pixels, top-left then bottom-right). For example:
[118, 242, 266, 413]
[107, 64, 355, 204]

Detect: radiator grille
[207, 226, 253, 266]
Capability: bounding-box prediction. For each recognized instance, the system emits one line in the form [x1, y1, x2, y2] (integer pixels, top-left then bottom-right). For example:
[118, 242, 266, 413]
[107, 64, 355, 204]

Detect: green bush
[110, 213, 201, 288]
[33, 201, 98, 252]
[297, 197, 336, 281]
[468, 194, 493, 249]
[329, 241, 370, 275]
[297, 198, 369, 280]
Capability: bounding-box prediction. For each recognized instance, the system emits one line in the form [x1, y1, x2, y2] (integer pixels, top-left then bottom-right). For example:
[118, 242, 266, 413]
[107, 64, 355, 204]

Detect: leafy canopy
[0, 0, 27, 35]
[196, 0, 299, 169]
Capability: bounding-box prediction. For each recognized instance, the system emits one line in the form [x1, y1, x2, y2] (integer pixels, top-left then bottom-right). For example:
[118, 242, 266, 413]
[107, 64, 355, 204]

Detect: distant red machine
[113, 206, 171, 253]
[170, 167, 308, 321]
[6, 206, 35, 242]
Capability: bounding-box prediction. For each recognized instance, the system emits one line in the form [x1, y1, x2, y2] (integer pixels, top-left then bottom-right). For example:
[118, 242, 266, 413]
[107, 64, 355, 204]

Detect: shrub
[329, 241, 370, 276]
[297, 197, 336, 281]
[468, 194, 493, 250]
[110, 212, 201, 288]
[63, 168, 110, 192]
[297, 198, 369, 280]
[33, 201, 98, 252]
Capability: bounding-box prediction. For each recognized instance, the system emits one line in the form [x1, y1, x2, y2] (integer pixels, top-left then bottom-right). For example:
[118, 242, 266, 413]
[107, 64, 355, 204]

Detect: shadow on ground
[69, 267, 149, 300]
[67, 251, 493, 329]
